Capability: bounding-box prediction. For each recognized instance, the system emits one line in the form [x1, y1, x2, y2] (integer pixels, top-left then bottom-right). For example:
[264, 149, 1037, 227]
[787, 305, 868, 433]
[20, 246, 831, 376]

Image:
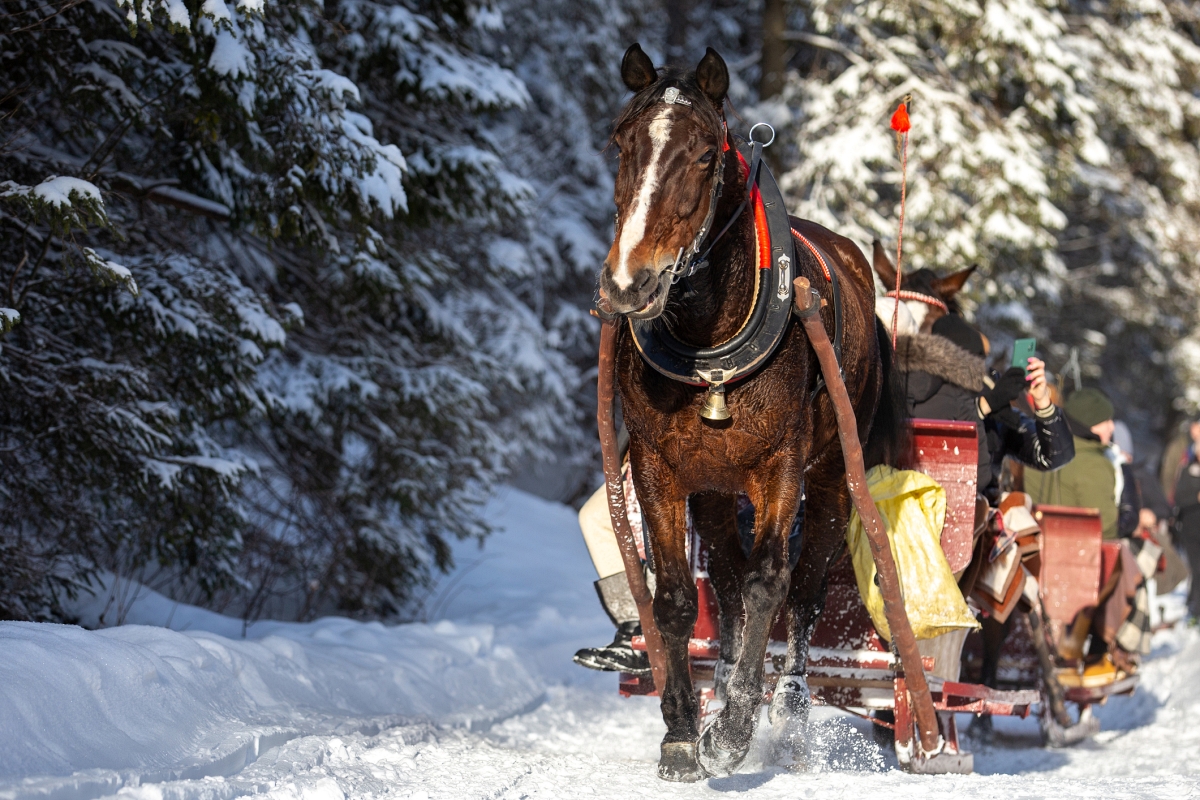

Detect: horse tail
[864, 316, 910, 469]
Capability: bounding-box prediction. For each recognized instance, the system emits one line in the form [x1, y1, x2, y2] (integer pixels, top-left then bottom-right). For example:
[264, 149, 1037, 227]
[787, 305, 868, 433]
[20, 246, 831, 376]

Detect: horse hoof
[658, 742, 706, 782]
[766, 675, 812, 768]
[766, 708, 810, 769]
[768, 674, 811, 725]
[698, 725, 750, 777]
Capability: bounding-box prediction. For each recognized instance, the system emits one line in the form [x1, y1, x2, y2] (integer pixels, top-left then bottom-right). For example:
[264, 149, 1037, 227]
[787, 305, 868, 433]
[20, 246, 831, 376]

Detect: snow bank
[4, 487, 1200, 799]
[426, 486, 612, 685]
[0, 487, 592, 796]
[0, 617, 540, 792]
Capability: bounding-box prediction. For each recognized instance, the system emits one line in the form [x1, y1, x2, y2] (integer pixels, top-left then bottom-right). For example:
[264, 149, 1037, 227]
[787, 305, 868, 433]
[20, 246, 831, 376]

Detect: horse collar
[629, 145, 841, 393]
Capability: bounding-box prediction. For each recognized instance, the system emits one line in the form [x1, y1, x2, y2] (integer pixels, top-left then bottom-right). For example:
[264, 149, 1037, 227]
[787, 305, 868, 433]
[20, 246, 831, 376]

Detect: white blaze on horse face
[612, 111, 674, 290]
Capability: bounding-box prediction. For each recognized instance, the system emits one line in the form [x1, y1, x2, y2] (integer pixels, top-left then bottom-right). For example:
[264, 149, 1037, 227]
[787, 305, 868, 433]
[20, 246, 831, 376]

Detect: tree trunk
[760, 0, 787, 99]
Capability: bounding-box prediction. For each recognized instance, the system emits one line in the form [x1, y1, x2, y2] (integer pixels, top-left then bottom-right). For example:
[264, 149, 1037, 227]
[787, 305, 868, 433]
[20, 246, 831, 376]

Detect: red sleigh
[618, 419, 1136, 773]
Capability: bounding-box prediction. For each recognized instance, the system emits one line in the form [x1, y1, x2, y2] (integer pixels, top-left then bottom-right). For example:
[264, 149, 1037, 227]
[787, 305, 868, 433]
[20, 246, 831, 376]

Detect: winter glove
[982, 367, 1027, 415]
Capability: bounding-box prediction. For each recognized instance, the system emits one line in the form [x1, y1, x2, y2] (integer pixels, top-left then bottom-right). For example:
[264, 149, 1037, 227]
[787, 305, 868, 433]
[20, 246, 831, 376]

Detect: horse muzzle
[600, 265, 670, 319]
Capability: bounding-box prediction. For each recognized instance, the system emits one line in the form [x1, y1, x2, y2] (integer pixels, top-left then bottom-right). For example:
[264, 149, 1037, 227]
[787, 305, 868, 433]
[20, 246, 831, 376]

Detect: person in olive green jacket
[1026, 388, 1121, 540]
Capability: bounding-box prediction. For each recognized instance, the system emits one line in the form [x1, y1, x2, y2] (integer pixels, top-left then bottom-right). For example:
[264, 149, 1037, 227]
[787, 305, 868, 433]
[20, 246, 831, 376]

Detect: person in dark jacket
[897, 314, 1074, 494]
[894, 319, 992, 488]
[979, 359, 1074, 501]
[1172, 419, 1200, 623]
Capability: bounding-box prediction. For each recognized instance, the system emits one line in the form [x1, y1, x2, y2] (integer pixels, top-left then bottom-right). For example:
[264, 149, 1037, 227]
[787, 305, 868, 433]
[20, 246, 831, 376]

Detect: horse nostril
[633, 269, 657, 296]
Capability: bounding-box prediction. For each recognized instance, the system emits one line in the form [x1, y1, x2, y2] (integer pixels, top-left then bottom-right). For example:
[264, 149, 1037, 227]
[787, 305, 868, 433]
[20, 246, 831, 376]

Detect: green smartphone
[1011, 338, 1037, 370]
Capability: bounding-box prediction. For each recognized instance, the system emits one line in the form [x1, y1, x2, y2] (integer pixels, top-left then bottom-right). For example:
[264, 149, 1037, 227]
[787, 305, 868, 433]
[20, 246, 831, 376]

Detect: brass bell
[700, 383, 731, 421]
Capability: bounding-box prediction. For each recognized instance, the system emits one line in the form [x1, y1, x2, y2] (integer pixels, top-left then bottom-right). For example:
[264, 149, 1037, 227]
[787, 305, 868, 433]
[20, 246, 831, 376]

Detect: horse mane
[609, 66, 726, 150]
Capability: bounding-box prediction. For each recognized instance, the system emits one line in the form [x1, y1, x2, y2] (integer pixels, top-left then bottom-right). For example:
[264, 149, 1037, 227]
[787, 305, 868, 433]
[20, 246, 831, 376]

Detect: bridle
[626, 114, 840, 381]
[601, 84, 843, 417]
[657, 88, 734, 287]
[884, 289, 948, 313]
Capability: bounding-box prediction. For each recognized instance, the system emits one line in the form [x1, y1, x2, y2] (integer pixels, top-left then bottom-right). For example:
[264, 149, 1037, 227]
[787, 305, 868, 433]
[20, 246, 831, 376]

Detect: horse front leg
[637, 473, 703, 781]
[767, 459, 851, 767]
[698, 451, 803, 776]
[690, 491, 746, 704]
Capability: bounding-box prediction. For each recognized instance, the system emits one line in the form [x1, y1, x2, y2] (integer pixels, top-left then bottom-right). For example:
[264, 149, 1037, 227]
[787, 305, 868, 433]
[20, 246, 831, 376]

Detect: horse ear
[872, 239, 897, 290]
[696, 47, 729, 107]
[621, 43, 657, 92]
[932, 265, 977, 299]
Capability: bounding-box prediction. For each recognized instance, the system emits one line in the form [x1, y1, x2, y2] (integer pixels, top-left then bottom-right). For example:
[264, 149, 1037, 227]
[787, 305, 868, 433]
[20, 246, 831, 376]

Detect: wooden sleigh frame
[616, 418, 1137, 772]
[961, 505, 1140, 720]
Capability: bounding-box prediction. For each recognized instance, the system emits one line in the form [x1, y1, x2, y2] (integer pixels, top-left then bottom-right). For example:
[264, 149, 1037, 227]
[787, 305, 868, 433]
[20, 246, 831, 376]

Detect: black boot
[573, 620, 650, 675]
[573, 574, 651, 675]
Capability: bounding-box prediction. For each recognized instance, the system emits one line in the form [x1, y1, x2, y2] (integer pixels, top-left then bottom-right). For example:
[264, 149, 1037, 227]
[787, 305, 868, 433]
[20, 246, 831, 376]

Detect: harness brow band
[884, 290, 949, 312]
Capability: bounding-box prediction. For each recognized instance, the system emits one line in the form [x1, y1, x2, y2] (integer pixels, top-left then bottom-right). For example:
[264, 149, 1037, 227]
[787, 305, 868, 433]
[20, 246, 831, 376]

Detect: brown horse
[600, 45, 904, 780]
[872, 239, 975, 333]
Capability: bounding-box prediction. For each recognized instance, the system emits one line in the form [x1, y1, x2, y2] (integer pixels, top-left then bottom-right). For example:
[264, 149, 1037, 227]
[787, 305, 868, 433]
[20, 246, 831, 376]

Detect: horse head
[600, 44, 730, 319]
[872, 239, 975, 332]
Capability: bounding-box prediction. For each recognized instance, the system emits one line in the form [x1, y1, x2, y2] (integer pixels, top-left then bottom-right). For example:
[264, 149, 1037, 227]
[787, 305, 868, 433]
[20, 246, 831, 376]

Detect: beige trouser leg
[579, 483, 625, 579]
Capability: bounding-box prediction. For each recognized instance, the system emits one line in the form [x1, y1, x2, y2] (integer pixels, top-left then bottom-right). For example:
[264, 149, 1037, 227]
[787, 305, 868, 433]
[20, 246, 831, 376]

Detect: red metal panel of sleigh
[619, 418, 1137, 765]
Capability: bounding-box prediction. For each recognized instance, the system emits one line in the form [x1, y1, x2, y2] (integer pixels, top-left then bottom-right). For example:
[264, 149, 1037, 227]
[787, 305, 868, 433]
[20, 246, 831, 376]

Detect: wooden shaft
[596, 315, 668, 692]
[792, 277, 941, 755]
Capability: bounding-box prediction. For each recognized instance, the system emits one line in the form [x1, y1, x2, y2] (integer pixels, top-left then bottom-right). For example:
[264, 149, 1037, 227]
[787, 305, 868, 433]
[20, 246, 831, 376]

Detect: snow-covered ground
[2, 488, 1198, 799]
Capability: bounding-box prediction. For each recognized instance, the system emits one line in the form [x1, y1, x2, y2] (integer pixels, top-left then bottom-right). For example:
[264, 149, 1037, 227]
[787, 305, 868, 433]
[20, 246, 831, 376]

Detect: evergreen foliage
[0, 0, 588, 621]
[776, 0, 1200, 443]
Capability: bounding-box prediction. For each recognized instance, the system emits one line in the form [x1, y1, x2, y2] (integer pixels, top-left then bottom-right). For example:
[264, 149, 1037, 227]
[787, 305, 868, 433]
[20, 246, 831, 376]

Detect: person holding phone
[976, 338, 1075, 501]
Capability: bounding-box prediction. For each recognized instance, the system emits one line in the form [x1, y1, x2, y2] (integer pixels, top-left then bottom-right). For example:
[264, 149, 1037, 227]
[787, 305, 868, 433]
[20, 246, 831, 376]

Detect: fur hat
[930, 314, 985, 357]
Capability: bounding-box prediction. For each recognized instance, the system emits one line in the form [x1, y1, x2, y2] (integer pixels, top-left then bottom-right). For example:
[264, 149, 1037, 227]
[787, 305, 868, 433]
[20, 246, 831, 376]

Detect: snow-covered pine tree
[776, 0, 1200, 447]
[0, 0, 580, 621]
[467, 0, 643, 502]
[229, 0, 585, 619]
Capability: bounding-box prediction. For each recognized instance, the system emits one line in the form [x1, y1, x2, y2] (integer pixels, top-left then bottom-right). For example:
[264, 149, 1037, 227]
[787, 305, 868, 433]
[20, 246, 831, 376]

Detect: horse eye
[698, 150, 715, 164]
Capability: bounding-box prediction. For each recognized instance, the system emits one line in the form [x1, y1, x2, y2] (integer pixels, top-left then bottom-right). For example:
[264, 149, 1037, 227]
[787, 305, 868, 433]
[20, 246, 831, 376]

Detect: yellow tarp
[846, 465, 980, 641]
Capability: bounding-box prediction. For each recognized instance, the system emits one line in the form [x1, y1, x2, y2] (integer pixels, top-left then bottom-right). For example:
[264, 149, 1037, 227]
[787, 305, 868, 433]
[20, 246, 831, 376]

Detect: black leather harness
[628, 139, 843, 394]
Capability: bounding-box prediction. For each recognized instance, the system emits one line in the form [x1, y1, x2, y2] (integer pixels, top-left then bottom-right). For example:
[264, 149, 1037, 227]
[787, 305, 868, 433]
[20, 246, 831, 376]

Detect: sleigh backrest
[1035, 505, 1103, 629]
[902, 418, 979, 574]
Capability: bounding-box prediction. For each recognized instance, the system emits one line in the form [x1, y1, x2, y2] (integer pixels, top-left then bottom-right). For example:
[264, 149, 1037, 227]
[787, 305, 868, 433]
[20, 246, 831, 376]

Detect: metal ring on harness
[749, 122, 775, 147]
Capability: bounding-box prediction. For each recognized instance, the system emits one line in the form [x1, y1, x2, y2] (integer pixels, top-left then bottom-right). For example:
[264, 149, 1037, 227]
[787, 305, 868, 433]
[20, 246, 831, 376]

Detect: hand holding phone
[1024, 355, 1052, 410]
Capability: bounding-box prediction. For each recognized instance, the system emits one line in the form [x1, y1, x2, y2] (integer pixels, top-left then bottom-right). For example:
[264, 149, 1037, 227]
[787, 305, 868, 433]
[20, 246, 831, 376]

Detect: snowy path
[2, 488, 1199, 799]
